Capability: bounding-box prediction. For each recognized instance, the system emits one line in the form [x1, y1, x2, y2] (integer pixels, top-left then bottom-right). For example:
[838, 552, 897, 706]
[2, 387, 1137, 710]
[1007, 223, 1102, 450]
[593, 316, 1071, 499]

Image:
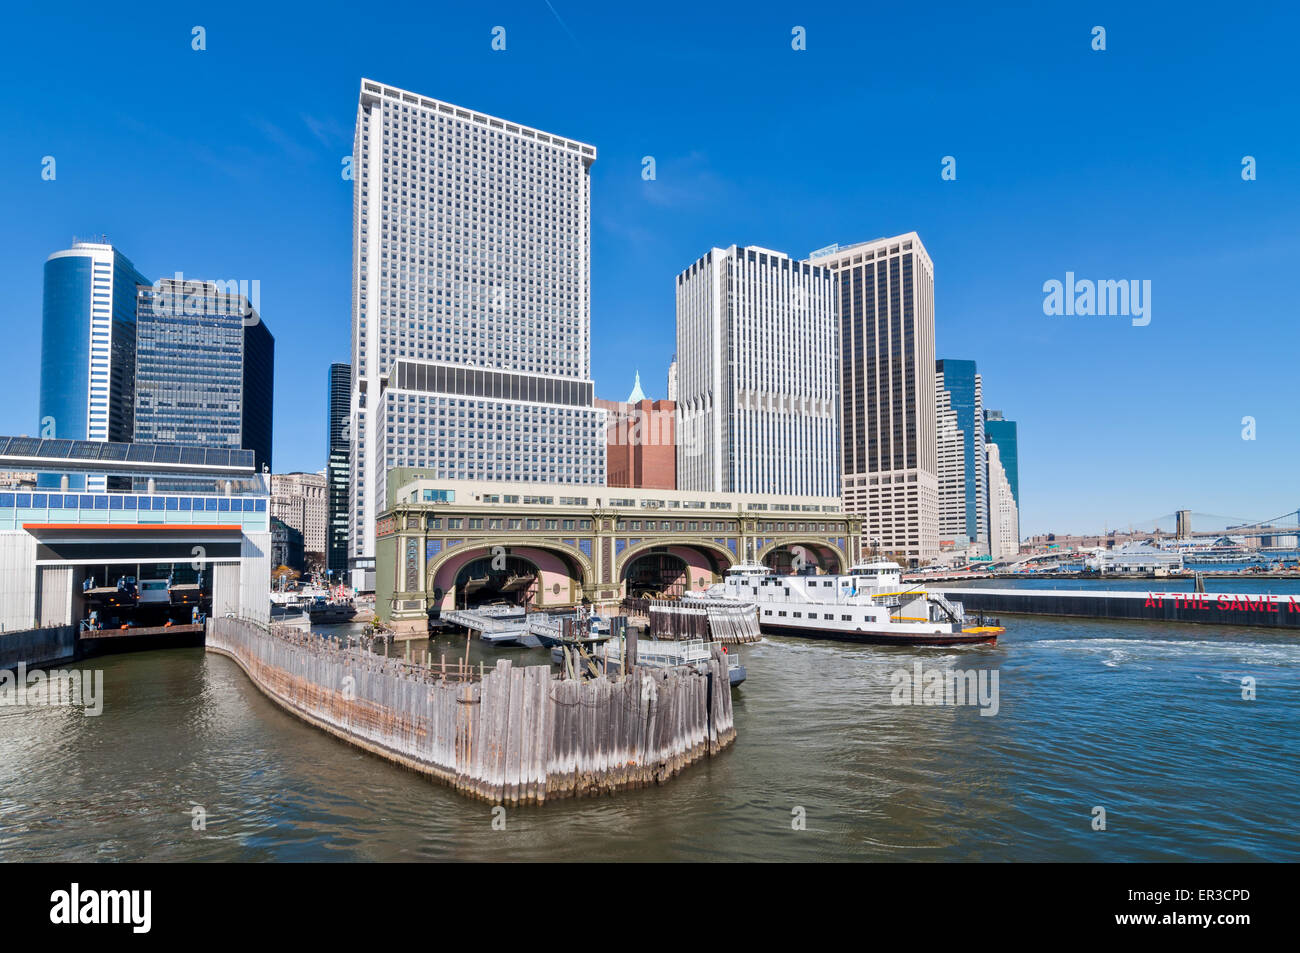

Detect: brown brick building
[596, 382, 676, 489]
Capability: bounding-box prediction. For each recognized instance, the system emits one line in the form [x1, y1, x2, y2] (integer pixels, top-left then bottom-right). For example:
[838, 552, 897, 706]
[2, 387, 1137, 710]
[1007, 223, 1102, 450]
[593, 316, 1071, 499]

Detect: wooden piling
[200, 617, 739, 805]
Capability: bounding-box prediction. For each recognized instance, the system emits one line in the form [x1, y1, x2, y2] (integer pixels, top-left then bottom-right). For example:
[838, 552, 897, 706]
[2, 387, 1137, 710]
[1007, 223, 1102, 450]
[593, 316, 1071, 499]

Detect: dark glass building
[984, 410, 1020, 510]
[134, 278, 274, 474]
[326, 362, 351, 579]
[39, 240, 147, 489]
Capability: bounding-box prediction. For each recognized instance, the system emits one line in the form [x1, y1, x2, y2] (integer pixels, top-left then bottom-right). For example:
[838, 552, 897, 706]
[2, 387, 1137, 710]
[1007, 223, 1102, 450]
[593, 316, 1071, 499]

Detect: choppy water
[1, 616, 1296, 861]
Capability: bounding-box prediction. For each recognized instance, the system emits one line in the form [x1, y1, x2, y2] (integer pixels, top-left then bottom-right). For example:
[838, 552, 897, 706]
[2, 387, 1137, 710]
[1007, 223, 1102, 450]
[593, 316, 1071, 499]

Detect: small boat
[269, 603, 312, 632]
[307, 601, 357, 623]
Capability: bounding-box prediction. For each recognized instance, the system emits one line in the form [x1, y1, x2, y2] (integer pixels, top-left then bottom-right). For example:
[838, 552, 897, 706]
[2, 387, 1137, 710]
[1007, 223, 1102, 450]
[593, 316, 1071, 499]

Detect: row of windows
[0, 492, 266, 513]
[764, 609, 858, 621]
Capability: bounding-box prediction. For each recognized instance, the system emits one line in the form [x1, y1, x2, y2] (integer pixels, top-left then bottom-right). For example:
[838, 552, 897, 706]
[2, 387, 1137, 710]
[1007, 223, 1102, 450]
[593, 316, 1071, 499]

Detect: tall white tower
[675, 245, 840, 498]
[987, 440, 1020, 561]
[349, 79, 605, 590]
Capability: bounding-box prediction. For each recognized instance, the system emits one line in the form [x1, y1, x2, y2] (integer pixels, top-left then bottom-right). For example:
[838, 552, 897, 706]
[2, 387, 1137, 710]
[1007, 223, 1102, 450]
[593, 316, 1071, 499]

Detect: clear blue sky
[1, 1, 1296, 536]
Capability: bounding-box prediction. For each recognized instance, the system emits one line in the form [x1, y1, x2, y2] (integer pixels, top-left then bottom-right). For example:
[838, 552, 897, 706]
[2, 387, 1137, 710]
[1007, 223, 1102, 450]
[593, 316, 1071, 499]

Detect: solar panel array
[0, 436, 255, 470]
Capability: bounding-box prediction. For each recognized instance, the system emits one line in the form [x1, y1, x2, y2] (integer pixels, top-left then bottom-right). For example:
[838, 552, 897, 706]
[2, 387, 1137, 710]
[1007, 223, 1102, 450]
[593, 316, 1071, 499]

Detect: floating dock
[930, 587, 1300, 629]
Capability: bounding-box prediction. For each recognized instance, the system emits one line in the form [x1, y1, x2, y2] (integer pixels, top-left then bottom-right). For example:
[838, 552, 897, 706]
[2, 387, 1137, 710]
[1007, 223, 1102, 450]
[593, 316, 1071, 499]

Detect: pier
[931, 587, 1300, 629]
[205, 616, 735, 803]
[646, 599, 763, 644]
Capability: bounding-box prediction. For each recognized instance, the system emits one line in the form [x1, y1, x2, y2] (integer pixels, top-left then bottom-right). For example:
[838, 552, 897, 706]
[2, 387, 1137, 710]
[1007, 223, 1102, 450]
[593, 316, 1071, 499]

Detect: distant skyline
[2, 2, 1297, 536]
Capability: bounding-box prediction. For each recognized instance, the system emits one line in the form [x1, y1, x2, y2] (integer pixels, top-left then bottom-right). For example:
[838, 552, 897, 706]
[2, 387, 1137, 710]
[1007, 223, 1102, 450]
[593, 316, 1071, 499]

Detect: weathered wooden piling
[206, 617, 734, 804]
[648, 599, 762, 644]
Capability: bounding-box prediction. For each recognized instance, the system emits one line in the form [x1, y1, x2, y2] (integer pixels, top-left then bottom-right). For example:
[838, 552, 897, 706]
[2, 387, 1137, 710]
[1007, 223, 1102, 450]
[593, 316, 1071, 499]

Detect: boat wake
[1036, 637, 1299, 667]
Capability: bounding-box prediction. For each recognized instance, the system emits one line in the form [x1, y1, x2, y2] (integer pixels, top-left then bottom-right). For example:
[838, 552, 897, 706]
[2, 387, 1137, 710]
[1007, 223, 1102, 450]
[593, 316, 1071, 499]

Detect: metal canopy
[0, 436, 256, 476]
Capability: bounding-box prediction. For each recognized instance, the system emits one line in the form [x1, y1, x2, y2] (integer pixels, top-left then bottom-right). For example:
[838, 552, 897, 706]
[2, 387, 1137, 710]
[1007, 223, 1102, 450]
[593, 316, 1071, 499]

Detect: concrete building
[984, 409, 1019, 513]
[935, 359, 987, 553]
[0, 435, 271, 631]
[986, 441, 1020, 561]
[39, 238, 148, 490]
[326, 362, 351, 580]
[936, 384, 967, 548]
[675, 245, 839, 498]
[270, 471, 327, 568]
[666, 356, 678, 402]
[349, 78, 605, 592]
[809, 234, 938, 566]
[134, 277, 275, 473]
[375, 472, 860, 630]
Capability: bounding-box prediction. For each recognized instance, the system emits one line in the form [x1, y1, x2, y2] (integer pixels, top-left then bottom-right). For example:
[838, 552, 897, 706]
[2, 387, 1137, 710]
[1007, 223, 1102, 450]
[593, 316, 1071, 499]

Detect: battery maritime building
[348, 79, 606, 590]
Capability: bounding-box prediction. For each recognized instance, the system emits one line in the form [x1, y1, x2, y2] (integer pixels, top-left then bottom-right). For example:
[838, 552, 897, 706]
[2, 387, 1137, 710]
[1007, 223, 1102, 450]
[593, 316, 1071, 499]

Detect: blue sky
[1, 1, 1296, 536]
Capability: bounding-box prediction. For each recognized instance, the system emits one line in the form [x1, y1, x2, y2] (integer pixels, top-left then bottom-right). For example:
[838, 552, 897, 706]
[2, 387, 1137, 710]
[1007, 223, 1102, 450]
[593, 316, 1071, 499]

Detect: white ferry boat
[687, 561, 1003, 646]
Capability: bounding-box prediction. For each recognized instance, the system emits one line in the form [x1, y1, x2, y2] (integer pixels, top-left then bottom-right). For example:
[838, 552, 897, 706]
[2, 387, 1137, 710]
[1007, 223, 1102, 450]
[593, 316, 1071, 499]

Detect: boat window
[841, 615, 852, 621]
[823, 613, 834, 620]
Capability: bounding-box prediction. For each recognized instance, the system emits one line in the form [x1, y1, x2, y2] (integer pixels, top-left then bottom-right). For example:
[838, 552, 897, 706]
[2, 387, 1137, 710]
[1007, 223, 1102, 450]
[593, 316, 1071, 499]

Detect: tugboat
[687, 562, 1003, 646]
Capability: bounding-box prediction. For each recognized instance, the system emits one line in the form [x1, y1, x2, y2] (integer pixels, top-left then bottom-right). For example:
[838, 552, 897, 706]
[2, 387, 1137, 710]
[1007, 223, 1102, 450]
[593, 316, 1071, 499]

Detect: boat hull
[759, 621, 999, 646]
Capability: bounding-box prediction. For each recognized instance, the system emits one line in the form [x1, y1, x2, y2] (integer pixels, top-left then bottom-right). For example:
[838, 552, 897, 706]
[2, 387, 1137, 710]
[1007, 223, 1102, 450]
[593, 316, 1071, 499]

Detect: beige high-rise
[807, 233, 938, 565]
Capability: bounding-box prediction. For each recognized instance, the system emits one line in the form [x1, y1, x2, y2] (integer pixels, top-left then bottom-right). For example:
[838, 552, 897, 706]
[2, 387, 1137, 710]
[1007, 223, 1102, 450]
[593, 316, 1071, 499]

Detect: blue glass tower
[39, 239, 147, 488]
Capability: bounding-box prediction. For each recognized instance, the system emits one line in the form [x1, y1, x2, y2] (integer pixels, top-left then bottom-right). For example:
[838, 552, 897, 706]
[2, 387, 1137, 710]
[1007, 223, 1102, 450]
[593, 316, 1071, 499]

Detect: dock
[931, 587, 1300, 629]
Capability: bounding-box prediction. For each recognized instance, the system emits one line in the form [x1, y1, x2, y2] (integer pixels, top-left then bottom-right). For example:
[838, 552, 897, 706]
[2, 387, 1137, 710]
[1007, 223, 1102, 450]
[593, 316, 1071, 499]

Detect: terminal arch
[759, 540, 845, 574]
[426, 540, 592, 610]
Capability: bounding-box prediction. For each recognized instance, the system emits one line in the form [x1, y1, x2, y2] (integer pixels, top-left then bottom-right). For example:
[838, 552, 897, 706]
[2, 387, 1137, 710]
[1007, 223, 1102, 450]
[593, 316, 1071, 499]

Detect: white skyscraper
[935, 360, 987, 554]
[935, 384, 966, 544]
[986, 441, 1020, 561]
[349, 79, 605, 589]
[675, 245, 839, 497]
[808, 234, 938, 565]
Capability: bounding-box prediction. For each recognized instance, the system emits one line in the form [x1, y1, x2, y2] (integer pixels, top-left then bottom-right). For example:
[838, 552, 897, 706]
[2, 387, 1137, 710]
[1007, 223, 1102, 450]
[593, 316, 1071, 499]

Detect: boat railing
[925, 590, 966, 625]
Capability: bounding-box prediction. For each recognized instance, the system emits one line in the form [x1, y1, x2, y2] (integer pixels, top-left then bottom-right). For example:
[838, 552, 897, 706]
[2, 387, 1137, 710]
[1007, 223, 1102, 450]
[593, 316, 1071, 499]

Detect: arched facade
[758, 539, 847, 574]
[375, 492, 861, 631]
[423, 539, 593, 611]
[616, 538, 736, 595]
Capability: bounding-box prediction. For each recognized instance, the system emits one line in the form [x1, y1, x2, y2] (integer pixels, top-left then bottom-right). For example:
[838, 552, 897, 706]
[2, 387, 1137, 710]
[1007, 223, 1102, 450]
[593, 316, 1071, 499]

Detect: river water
[1, 608, 1297, 861]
